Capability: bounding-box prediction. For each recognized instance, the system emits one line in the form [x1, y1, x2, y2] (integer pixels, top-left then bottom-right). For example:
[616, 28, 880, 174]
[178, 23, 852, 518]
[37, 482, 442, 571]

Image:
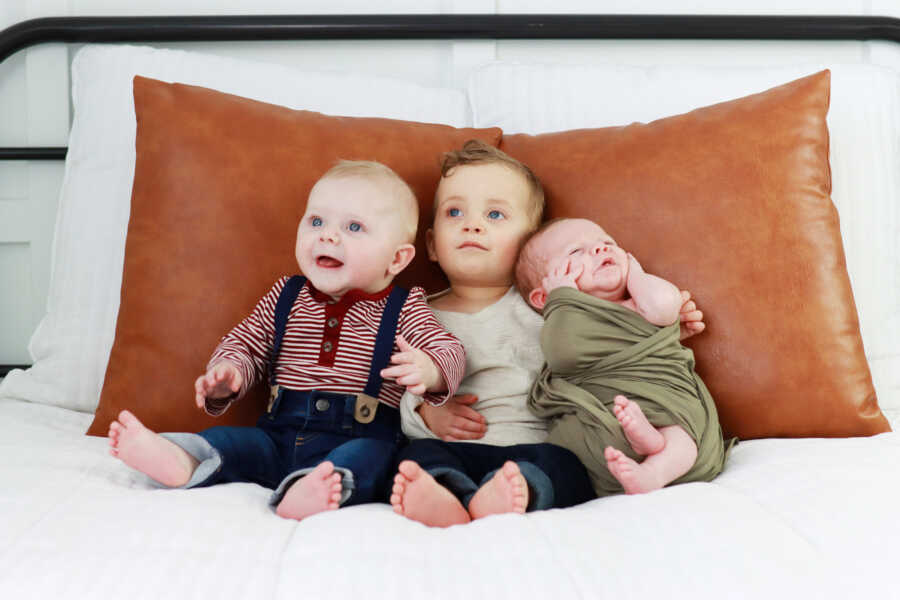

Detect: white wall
[1, 0, 899, 365]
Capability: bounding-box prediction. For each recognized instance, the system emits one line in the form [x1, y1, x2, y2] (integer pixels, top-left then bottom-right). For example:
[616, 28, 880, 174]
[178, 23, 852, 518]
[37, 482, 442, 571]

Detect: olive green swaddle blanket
[528, 287, 734, 497]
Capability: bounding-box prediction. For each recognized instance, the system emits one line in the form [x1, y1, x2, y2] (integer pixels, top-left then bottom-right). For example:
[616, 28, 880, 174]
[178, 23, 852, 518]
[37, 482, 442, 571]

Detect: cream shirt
[400, 286, 548, 446]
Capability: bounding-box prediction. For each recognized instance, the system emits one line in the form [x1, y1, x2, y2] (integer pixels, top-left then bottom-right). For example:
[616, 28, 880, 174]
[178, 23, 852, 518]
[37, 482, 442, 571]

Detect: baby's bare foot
[605, 446, 662, 494]
[108, 410, 197, 487]
[468, 461, 529, 520]
[275, 461, 343, 521]
[390, 460, 470, 527]
[613, 395, 665, 456]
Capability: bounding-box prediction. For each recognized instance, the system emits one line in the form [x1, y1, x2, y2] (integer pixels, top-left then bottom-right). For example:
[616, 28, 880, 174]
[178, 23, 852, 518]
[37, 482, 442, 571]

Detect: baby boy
[516, 217, 733, 496]
[108, 160, 465, 520]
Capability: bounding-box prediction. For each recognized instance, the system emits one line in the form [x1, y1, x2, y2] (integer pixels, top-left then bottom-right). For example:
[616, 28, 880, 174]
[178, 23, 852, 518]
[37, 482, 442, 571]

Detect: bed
[1, 13, 898, 600]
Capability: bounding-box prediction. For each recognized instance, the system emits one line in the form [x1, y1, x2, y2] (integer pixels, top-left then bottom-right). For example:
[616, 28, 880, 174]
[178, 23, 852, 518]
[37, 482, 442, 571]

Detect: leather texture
[501, 70, 889, 439]
[87, 76, 500, 435]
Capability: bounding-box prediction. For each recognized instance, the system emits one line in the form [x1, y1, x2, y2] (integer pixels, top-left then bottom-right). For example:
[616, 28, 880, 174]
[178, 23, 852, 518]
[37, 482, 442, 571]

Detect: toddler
[516, 217, 733, 495]
[108, 160, 465, 520]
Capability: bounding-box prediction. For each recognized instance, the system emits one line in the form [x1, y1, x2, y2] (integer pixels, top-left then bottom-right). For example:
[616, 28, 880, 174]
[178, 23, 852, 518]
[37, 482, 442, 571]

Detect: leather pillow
[86, 76, 500, 436]
[501, 70, 889, 439]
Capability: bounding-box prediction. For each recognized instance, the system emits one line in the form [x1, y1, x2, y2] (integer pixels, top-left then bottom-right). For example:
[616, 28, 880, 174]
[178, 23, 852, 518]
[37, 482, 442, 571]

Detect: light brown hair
[438, 140, 545, 231]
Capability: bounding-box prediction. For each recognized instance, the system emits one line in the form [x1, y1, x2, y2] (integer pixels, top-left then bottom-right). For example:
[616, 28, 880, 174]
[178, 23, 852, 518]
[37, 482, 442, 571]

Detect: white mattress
[1, 397, 897, 600]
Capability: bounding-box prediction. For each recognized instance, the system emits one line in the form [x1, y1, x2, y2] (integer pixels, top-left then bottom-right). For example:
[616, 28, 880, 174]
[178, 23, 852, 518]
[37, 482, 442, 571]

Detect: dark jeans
[397, 438, 596, 511]
[163, 390, 404, 506]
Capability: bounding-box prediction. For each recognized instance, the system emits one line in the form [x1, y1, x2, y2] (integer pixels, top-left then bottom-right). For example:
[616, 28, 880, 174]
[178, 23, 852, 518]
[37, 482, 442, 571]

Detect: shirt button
[327, 317, 339, 328]
[315, 399, 330, 412]
[322, 341, 333, 353]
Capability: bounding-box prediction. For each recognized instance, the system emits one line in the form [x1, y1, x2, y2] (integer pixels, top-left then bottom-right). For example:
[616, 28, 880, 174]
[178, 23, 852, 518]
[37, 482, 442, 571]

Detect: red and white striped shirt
[205, 276, 465, 416]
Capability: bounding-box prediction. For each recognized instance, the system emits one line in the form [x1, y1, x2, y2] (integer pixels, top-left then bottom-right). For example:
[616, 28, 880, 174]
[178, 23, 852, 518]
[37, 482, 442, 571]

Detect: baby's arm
[381, 334, 449, 396]
[623, 254, 683, 326]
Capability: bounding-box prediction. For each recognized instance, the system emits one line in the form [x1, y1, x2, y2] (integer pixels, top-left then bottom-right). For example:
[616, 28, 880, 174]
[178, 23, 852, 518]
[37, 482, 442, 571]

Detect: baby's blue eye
[448, 208, 461, 217]
[488, 210, 504, 220]
[311, 216, 322, 227]
[348, 222, 362, 232]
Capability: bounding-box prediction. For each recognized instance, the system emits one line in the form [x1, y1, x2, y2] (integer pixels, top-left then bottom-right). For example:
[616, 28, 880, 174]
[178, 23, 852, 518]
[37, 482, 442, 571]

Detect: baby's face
[536, 219, 630, 301]
[295, 176, 411, 298]
[429, 163, 534, 289]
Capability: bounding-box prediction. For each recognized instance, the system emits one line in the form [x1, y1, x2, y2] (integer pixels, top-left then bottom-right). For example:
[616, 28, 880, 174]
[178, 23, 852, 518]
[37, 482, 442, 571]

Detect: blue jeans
[397, 438, 596, 511]
[162, 389, 404, 507]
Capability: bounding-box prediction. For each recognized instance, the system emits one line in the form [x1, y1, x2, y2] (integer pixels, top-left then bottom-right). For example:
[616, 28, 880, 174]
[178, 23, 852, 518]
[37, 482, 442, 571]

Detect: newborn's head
[516, 218, 630, 311]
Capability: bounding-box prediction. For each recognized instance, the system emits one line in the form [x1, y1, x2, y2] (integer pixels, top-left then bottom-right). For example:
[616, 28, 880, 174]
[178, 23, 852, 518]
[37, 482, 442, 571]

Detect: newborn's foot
[613, 395, 664, 456]
[390, 460, 470, 527]
[468, 461, 529, 520]
[605, 446, 662, 494]
[275, 461, 343, 521]
[108, 410, 197, 487]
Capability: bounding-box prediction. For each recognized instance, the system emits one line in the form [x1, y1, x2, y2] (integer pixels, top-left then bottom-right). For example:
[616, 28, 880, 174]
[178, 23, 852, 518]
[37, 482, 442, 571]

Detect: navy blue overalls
[161, 276, 409, 507]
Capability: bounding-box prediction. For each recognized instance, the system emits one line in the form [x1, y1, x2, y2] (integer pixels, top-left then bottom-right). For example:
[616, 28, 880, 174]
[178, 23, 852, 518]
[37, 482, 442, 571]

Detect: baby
[108, 160, 465, 520]
[516, 217, 733, 496]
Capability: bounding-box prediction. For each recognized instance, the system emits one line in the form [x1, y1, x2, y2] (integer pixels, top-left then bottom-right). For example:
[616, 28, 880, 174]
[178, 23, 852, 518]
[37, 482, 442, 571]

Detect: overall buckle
[354, 393, 379, 424]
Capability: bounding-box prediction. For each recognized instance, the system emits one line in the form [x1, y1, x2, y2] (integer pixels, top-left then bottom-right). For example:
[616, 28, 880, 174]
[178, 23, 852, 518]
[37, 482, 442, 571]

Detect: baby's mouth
[316, 255, 344, 268]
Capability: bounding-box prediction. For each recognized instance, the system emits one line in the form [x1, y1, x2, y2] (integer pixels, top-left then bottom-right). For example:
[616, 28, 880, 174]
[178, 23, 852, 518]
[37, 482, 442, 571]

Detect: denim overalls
[161, 276, 408, 507]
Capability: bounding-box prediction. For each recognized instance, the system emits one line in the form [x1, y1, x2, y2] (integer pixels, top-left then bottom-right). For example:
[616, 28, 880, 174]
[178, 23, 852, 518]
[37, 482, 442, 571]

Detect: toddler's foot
[390, 460, 470, 527]
[275, 461, 343, 521]
[613, 395, 664, 456]
[108, 410, 197, 487]
[468, 461, 529, 520]
[605, 446, 662, 494]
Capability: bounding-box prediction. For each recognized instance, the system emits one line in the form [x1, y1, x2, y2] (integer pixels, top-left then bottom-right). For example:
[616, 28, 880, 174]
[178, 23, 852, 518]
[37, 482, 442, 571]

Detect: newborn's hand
[418, 394, 487, 441]
[678, 290, 706, 340]
[194, 361, 242, 409]
[380, 334, 443, 396]
[543, 258, 583, 293]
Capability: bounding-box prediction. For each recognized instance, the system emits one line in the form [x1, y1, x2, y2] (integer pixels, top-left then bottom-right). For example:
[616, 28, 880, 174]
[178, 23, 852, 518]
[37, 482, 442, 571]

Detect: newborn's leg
[275, 461, 343, 521]
[108, 410, 198, 487]
[613, 395, 665, 456]
[390, 460, 470, 527]
[468, 461, 529, 520]
[605, 425, 697, 494]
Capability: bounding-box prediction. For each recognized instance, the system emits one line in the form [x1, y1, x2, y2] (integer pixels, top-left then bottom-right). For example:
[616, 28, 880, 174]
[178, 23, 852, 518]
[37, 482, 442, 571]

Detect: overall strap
[269, 275, 306, 386]
[363, 285, 410, 399]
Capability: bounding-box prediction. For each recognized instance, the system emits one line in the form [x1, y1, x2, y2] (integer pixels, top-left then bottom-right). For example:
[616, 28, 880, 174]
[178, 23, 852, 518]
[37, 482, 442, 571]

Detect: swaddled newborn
[515, 218, 734, 496]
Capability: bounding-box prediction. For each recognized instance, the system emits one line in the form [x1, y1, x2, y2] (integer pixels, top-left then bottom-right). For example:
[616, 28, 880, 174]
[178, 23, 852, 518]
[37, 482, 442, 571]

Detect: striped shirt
[205, 276, 465, 416]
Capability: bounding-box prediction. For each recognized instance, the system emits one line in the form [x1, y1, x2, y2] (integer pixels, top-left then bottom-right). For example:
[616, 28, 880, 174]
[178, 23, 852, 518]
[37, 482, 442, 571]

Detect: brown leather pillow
[86, 76, 500, 436]
[502, 70, 889, 440]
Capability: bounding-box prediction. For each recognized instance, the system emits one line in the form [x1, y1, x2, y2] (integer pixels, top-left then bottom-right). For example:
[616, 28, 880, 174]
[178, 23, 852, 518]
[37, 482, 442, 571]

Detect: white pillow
[468, 62, 900, 416]
[0, 44, 471, 413]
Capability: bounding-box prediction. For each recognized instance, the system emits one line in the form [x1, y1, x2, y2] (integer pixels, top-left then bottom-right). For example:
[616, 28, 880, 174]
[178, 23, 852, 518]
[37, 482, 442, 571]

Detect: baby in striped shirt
[109, 160, 465, 521]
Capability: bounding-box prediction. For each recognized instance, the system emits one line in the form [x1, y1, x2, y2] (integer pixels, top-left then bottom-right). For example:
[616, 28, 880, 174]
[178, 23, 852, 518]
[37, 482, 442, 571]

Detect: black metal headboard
[1, 12, 899, 375]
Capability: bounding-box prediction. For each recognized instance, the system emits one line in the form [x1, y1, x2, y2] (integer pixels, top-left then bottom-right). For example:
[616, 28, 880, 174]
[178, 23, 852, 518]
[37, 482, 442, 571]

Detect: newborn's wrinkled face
[295, 176, 406, 298]
[538, 219, 630, 301]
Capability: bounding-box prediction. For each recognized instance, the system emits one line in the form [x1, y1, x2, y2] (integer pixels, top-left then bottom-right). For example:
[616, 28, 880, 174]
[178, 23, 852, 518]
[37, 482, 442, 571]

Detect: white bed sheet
[1, 397, 897, 600]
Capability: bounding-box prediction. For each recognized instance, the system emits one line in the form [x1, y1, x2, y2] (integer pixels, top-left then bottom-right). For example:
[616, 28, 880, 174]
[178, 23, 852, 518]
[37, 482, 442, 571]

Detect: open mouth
[600, 257, 615, 267]
[316, 255, 344, 268]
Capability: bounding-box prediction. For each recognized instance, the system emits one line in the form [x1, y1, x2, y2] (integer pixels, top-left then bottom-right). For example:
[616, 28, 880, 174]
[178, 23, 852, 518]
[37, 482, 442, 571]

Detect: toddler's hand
[194, 361, 242, 409]
[380, 334, 443, 396]
[418, 394, 487, 441]
[542, 258, 583, 293]
[678, 290, 706, 340]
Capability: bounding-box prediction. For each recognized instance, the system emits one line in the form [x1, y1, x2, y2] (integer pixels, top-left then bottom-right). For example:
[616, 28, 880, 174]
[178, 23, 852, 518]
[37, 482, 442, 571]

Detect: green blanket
[528, 287, 734, 497]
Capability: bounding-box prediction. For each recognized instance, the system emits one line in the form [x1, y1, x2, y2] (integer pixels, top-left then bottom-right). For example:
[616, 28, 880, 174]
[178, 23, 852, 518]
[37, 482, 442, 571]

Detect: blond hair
[438, 140, 545, 232]
[318, 160, 419, 242]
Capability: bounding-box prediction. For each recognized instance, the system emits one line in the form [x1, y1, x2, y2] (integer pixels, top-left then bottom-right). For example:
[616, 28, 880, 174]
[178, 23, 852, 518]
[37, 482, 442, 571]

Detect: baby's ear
[528, 287, 547, 311]
[425, 229, 438, 262]
[387, 243, 416, 276]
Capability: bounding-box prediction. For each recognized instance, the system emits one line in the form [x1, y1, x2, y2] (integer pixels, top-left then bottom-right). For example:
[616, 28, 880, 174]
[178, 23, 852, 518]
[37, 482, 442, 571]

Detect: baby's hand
[678, 290, 706, 340]
[627, 253, 645, 275]
[380, 334, 443, 396]
[542, 258, 584, 293]
[418, 394, 487, 441]
[194, 361, 242, 409]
